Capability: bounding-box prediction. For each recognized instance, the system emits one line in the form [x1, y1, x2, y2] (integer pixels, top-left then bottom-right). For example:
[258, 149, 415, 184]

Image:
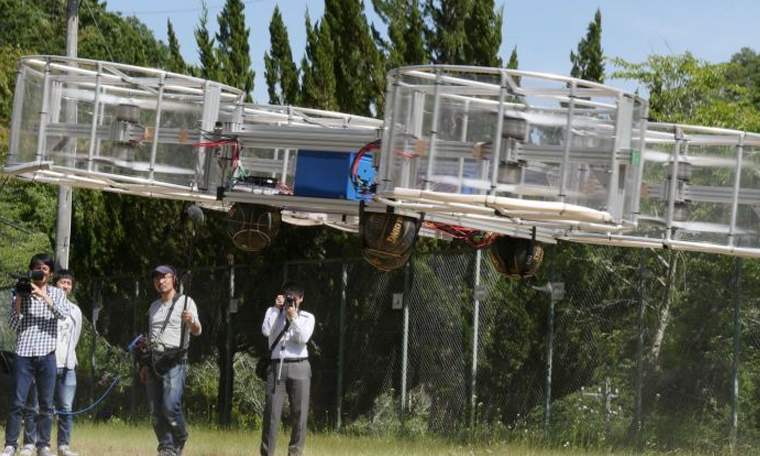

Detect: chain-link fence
[2, 245, 760, 452]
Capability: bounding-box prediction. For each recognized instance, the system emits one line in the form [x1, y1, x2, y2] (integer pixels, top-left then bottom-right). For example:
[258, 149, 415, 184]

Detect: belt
[274, 357, 308, 363]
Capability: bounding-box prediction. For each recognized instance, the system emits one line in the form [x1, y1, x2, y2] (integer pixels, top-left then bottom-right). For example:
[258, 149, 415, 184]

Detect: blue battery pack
[293, 150, 375, 200]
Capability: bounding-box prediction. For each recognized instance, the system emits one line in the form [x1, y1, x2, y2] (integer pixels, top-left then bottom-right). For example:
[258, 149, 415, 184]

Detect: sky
[102, 0, 760, 104]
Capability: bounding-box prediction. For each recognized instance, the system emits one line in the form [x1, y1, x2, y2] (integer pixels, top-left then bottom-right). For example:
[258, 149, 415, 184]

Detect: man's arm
[289, 312, 315, 345]
[37, 286, 69, 320]
[182, 299, 202, 336]
[70, 303, 83, 347]
[9, 292, 21, 332]
[261, 307, 279, 337]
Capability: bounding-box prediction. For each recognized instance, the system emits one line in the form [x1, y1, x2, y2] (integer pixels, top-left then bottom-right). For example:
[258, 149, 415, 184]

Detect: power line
[83, 0, 115, 62]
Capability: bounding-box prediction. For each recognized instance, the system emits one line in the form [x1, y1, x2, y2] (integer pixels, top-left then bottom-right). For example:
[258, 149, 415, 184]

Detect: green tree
[612, 53, 760, 128]
[463, 0, 502, 67]
[507, 45, 520, 85]
[423, 0, 470, 64]
[324, 0, 385, 116]
[194, 1, 220, 81]
[371, 0, 428, 69]
[216, 0, 254, 100]
[264, 6, 300, 105]
[300, 12, 338, 110]
[167, 19, 188, 74]
[570, 8, 604, 83]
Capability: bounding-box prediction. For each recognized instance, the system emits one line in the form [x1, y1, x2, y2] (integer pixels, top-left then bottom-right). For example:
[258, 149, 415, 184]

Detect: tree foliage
[570, 8, 604, 83]
[324, 0, 385, 116]
[264, 6, 300, 106]
[215, 0, 254, 100]
[371, 0, 428, 69]
[300, 12, 338, 111]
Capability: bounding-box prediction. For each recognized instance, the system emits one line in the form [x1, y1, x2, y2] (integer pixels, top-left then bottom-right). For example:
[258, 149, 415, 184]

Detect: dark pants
[22, 368, 77, 447]
[5, 352, 56, 449]
[260, 359, 311, 456]
[146, 363, 188, 454]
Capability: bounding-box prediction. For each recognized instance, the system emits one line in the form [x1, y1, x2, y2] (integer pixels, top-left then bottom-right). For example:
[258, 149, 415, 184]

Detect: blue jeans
[20, 369, 77, 447]
[146, 363, 188, 453]
[4, 352, 56, 449]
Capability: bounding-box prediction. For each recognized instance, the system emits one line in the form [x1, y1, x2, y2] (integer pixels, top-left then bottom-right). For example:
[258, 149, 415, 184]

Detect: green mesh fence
[3, 247, 760, 452]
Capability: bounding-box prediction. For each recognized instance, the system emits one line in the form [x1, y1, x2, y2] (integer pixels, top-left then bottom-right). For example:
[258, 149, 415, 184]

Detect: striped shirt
[9, 286, 69, 357]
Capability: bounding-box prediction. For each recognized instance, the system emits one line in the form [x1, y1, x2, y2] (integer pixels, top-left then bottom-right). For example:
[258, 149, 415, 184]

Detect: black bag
[153, 347, 187, 375]
[256, 319, 290, 381]
[255, 356, 269, 380]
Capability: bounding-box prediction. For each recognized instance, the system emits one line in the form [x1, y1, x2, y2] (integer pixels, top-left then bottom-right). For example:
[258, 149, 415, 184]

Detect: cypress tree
[424, 0, 471, 64]
[324, 0, 385, 116]
[570, 8, 605, 83]
[167, 19, 187, 74]
[216, 0, 255, 100]
[463, 0, 502, 67]
[507, 45, 519, 70]
[194, 1, 220, 81]
[264, 6, 300, 105]
[372, 0, 428, 69]
[300, 11, 338, 111]
[507, 45, 520, 85]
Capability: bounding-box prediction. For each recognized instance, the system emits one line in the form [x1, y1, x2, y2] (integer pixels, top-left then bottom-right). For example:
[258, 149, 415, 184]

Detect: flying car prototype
[5, 56, 760, 277]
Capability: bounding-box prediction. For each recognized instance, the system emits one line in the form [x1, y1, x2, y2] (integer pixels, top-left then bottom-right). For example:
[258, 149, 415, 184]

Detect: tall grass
[2, 421, 744, 456]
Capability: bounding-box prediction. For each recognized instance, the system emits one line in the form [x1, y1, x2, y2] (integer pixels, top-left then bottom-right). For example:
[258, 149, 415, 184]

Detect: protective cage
[5, 56, 760, 258]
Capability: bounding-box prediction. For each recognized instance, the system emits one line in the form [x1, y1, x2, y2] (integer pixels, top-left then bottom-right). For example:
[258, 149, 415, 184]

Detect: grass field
[0, 422, 730, 456]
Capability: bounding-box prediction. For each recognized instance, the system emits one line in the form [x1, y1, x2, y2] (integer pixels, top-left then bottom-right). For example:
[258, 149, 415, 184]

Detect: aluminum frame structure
[5, 56, 760, 257]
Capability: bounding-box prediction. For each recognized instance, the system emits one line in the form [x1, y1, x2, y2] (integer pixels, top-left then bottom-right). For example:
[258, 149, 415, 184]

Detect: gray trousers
[260, 359, 311, 456]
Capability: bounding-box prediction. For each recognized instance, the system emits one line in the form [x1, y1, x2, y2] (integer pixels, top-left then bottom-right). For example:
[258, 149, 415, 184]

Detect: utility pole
[582, 377, 620, 442]
[55, 0, 78, 268]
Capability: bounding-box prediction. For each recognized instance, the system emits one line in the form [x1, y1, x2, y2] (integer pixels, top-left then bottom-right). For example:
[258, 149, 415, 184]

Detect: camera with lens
[11, 270, 45, 297]
[284, 295, 296, 308]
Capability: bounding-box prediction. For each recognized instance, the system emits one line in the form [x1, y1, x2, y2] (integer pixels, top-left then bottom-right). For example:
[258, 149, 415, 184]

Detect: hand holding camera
[11, 270, 46, 297]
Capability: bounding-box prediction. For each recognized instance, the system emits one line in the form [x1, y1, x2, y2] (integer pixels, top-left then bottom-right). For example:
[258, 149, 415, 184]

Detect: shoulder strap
[157, 293, 181, 338]
[268, 318, 291, 353]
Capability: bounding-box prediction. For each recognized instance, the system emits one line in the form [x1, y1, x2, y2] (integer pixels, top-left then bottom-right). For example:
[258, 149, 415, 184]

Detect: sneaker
[1, 446, 16, 456]
[57, 447, 76, 456]
[19, 445, 34, 456]
[36, 447, 55, 456]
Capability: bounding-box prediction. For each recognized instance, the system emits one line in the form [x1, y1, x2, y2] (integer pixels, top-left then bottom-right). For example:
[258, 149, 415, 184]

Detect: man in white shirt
[260, 281, 315, 456]
[140, 265, 201, 456]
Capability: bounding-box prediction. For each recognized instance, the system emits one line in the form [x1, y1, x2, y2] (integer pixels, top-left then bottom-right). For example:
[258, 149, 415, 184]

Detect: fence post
[131, 279, 139, 414]
[633, 249, 647, 444]
[90, 280, 102, 406]
[400, 261, 411, 422]
[470, 250, 482, 429]
[731, 257, 742, 453]
[221, 255, 236, 426]
[336, 262, 347, 430]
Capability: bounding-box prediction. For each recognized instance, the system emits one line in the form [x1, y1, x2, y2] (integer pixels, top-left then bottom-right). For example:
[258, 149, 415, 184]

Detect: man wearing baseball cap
[140, 265, 201, 456]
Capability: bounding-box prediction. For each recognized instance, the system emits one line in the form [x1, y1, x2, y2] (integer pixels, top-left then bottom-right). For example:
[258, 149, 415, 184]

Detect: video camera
[128, 334, 152, 364]
[11, 271, 45, 297]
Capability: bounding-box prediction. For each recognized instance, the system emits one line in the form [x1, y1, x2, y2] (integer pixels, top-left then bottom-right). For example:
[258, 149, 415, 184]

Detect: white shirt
[55, 301, 82, 369]
[148, 294, 199, 350]
[261, 306, 315, 360]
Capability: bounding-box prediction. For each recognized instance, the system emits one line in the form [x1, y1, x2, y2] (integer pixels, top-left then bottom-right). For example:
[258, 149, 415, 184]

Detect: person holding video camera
[2, 254, 69, 456]
[139, 265, 201, 456]
[19, 270, 83, 456]
[260, 281, 315, 456]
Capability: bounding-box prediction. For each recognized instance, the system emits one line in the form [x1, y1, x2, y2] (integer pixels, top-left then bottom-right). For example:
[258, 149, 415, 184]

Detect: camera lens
[30, 270, 45, 281]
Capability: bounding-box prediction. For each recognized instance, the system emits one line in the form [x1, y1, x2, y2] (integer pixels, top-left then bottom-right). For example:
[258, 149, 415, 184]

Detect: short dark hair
[53, 269, 75, 285]
[29, 253, 55, 272]
[281, 281, 305, 298]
